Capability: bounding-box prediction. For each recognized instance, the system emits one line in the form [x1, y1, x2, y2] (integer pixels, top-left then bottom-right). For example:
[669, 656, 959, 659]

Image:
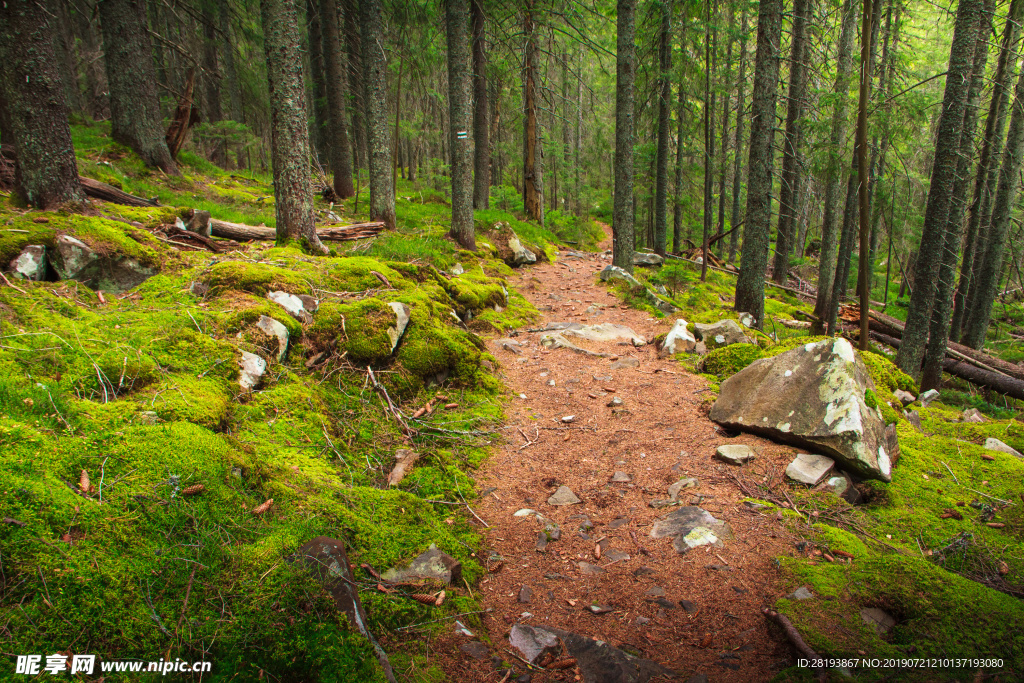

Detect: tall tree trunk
[447, 0, 475, 249]
[306, 0, 330, 163]
[715, 9, 732, 260]
[921, 0, 994, 388]
[654, 0, 673, 256]
[220, 3, 244, 123]
[471, 0, 490, 209]
[98, 0, 178, 174]
[672, 72, 686, 253]
[360, 0, 396, 229]
[574, 49, 584, 224]
[613, 0, 637, 271]
[728, 9, 749, 264]
[523, 0, 544, 223]
[734, 0, 784, 327]
[962, 46, 1024, 347]
[0, 0, 85, 208]
[771, 0, 812, 284]
[52, 0, 83, 114]
[895, 0, 981, 376]
[322, 0, 355, 198]
[855, 0, 875, 350]
[202, 4, 226, 166]
[71, 4, 109, 120]
[702, 15, 716, 281]
[952, 0, 1024, 340]
[343, 0, 367, 172]
[827, 168, 861, 334]
[815, 0, 857, 324]
[260, 0, 326, 253]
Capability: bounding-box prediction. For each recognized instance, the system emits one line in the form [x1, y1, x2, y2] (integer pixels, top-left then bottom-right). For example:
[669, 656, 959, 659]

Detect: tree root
[762, 607, 828, 682]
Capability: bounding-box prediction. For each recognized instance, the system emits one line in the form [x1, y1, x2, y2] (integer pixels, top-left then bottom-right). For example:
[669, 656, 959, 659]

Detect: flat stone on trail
[610, 471, 632, 483]
[381, 544, 461, 585]
[785, 453, 835, 485]
[578, 561, 606, 575]
[715, 444, 755, 465]
[548, 485, 581, 506]
[985, 438, 1022, 458]
[604, 549, 630, 562]
[543, 627, 675, 683]
[650, 506, 734, 553]
[459, 642, 490, 660]
[540, 332, 609, 357]
[509, 624, 560, 664]
[709, 338, 899, 481]
[555, 322, 646, 346]
[668, 478, 698, 501]
[645, 586, 666, 597]
[607, 396, 624, 407]
[610, 357, 640, 369]
[694, 319, 752, 348]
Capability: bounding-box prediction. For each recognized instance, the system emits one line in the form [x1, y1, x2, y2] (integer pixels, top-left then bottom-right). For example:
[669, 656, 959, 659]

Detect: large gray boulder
[632, 252, 664, 267]
[50, 234, 155, 292]
[709, 337, 898, 481]
[9, 245, 47, 281]
[694, 319, 752, 348]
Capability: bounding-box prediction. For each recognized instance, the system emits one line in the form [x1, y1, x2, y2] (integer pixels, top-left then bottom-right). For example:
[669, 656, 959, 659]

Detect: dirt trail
[439, 225, 810, 681]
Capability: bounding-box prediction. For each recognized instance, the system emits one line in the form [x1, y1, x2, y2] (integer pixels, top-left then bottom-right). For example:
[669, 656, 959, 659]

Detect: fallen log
[80, 176, 159, 207]
[210, 218, 385, 242]
[859, 330, 1024, 401]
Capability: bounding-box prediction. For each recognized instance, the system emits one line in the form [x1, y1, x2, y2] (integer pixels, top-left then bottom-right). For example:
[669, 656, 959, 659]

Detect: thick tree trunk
[360, 0, 396, 229]
[952, 0, 1024, 340]
[260, 0, 326, 253]
[471, 0, 490, 209]
[921, 0, 994, 389]
[728, 9, 749, 265]
[321, 0, 355, 198]
[523, 0, 544, 224]
[0, 0, 85, 208]
[895, 0, 982, 376]
[734, 0, 783, 328]
[962, 40, 1024, 348]
[612, 0, 637, 272]
[653, 0, 673, 257]
[98, 0, 178, 175]
[771, 0, 812, 284]
[447, 0, 475, 249]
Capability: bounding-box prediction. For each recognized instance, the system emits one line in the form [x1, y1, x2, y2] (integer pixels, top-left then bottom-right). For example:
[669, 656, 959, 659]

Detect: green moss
[703, 343, 765, 379]
[203, 260, 313, 296]
[864, 388, 878, 409]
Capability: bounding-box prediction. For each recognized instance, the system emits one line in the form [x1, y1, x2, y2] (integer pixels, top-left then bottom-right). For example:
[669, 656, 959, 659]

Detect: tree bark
[728, 8, 749, 264]
[321, 0, 355, 198]
[952, 0, 1024, 340]
[855, 0, 873, 351]
[772, 0, 812, 284]
[654, 0, 673, 257]
[471, 0, 490, 209]
[961, 35, 1024, 348]
[98, 0, 178, 175]
[702, 16, 716, 282]
[447, 0, 475, 249]
[523, 0, 544, 224]
[343, 0, 366, 172]
[260, 0, 327, 253]
[715, 9, 732, 260]
[734, 0, 784, 328]
[306, 0, 330, 163]
[220, 3, 244, 123]
[672, 71, 686, 254]
[360, 0, 396, 230]
[201, 4, 226, 166]
[613, 0, 637, 272]
[921, 0, 994, 389]
[827, 167, 861, 334]
[0, 0, 85, 208]
[895, 0, 982, 376]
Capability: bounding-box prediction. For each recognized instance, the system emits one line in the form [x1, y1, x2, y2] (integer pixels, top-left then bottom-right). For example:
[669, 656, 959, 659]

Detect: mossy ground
[0, 123, 565, 680]
[602, 252, 1024, 682]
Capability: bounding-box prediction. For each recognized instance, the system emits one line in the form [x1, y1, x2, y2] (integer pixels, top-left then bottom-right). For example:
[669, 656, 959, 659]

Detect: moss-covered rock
[703, 343, 765, 379]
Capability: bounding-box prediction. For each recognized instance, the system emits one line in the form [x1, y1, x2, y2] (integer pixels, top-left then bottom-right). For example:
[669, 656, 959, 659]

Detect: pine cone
[252, 498, 274, 515]
[434, 590, 446, 606]
[181, 484, 205, 496]
[408, 593, 437, 606]
[79, 470, 90, 493]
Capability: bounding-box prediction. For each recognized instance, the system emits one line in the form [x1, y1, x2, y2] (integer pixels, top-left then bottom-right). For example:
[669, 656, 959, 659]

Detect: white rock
[256, 315, 289, 361]
[267, 290, 312, 323]
[984, 438, 1022, 458]
[785, 453, 836, 485]
[893, 389, 916, 406]
[9, 245, 47, 281]
[238, 351, 266, 391]
[714, 444, 755, 465]
[660, 319, 696, 357]
[920, 388, 940, 406]
[387, 302, 411, 353]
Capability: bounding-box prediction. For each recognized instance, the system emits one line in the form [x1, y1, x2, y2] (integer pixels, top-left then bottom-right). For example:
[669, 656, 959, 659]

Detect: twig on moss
[0, 271, 27, 295]
[394, 609, 489, 631]
[762, 608, 827, 682]
[940, 460, 1013, 505]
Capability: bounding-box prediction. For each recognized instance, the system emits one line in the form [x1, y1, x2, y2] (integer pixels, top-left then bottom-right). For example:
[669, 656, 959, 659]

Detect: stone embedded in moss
[51, 234, 155, 292]
[239, 351, 266, 391]
[10, 244, 47, 280]
[256, 315, 289, 361]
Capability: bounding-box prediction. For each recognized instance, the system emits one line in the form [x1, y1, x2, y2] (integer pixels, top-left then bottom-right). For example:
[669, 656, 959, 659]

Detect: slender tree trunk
[952, 0, 1024, 340]
[815, 0, 857, 326]
[0, 0, 85, 208]
[220, 4, 243, 123]
[716, 9, 732, 260]
[672, 73, 686, 253]
[360, 0, 396, 229]
[653, 0, 673, 256]
[895, 0, 982, 376]
[855, 0, 875, 350]
[574, 50, 584, 223]
[523, 0, 544, 223]
[734, 0, 784, 327]
[98, 0, 178, 174]
[827, 168, 861, 334]
[922, 0, 994, 388]
[962, 49, 1024, 347]
[702, 15, 716, 281]
[771, 0, 812, 284]
[728, 9, 749, 264]
[52, 0, 82, 114]
[322, 0, 355, 198]
[71, 5, 108, 120]
[202, 4, 226, 166]
[306, 0, 330, 163]
[260, 0, 326, 253]
[343, 0, 366, 172]
[447, 0, 475, 249]
[471, 0, 490, 209]
[613, 0, 637, 271]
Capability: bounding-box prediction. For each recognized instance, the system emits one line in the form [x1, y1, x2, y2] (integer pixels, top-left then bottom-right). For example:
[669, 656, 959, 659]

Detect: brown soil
[435, 225, 809, 682]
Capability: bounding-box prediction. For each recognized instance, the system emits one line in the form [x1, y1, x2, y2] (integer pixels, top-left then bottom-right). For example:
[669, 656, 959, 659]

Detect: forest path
[443, 224, 803, 681]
